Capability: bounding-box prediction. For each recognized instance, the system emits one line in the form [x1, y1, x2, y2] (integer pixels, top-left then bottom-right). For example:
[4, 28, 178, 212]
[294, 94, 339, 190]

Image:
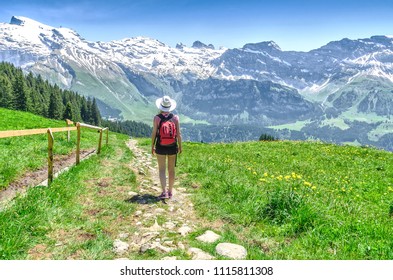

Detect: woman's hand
[151, 146, 155, 155]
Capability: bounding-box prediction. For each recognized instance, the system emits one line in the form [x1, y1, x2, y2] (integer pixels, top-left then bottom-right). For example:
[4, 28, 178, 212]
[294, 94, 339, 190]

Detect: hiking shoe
[168, 191, 172, 199]
[159, 192, 169, 199]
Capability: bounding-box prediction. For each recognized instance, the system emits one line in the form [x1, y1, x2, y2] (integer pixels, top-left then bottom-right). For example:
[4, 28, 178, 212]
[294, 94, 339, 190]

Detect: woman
[151, 96, 182, 199]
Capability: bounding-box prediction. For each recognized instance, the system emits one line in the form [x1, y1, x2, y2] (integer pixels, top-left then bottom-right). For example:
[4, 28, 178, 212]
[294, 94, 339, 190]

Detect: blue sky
[1, 0, 393, 51]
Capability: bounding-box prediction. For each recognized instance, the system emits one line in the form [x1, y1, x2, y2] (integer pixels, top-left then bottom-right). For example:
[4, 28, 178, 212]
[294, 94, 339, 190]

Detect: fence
[0, 119, 109, 185]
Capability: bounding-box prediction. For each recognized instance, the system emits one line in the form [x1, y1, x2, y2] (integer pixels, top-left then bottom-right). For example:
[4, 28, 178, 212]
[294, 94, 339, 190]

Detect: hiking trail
[115, 139, 248, 260]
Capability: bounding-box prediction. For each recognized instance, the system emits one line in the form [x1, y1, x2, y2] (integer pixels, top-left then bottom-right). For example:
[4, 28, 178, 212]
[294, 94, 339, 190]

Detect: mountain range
[1, 16, 393, 150]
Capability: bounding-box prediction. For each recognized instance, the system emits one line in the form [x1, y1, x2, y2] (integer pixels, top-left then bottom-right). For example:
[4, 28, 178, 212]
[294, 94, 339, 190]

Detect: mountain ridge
[1, 16, 393, 150]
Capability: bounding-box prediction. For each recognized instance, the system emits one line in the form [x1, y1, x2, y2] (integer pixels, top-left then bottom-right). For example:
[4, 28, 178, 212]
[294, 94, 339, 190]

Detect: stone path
[112, 139, 247, 260]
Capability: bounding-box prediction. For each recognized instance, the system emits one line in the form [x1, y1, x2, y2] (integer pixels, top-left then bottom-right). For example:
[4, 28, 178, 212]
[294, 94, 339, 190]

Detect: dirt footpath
[0, 149, 95, 208]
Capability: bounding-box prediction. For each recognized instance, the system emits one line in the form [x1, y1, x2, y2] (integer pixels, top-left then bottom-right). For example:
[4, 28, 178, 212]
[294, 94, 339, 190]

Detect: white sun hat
[155, 96, 177, 112]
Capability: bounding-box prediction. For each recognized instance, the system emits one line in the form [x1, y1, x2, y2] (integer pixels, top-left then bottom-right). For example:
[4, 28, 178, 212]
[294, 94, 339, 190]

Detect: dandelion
[253, 171, 257, 175]
[304, 181, 312, 187]
[311, 186, 317, 190]
[264, 172, 268, 177]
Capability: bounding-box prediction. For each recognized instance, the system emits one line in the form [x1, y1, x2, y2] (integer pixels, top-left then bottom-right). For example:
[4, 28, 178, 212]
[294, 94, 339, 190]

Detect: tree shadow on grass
[125, 194, 166, 205]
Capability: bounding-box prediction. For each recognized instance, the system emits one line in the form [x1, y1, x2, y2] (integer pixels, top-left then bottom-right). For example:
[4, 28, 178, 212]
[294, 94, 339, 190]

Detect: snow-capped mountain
[1, 16, 393, 149]
[0, 16, 225, 79]
[0, 16, 236, 122]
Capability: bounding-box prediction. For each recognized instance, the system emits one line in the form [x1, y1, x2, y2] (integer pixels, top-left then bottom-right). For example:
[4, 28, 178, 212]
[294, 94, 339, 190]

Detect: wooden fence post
[65, 119, 73, 142]
[106, 128, 109, 145]
[76, 122, 81, 165]
[47, 128, 54, 185]
[98, 128, 103, 154]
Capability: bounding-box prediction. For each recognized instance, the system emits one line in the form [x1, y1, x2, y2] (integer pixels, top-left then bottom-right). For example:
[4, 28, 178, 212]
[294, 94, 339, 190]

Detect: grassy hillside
[0, 131, 133, 259]
[0, 107, 103, 189]
[171, 140, 393, 259]
[2, 109, 393, 259]
[0, 107, 134, 259]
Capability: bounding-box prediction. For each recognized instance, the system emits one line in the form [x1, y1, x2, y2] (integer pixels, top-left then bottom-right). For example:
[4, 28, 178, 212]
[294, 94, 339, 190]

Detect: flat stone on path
[163, 221, 176, 230]
[178, 225, 192, 236]
[147, 220, 162, 231]
[187, 248, 215, 260]
[196, 230, 221, 243]
[113, 239, 129, 254]
[118, 233, 129, 239]
[140, 242, 174, 253]
[215, 243, 247, 259]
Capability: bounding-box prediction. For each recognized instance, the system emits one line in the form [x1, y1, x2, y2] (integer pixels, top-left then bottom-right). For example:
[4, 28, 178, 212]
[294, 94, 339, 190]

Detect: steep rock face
[10, 16, 24, 26]
[192, 40, 215, 50]
[358, 91, 393, 116]
[179, 78, 319, 125]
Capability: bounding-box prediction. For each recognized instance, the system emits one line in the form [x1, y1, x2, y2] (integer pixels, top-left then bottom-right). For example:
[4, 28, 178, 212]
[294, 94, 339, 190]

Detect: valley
[1, 16, 393, 150]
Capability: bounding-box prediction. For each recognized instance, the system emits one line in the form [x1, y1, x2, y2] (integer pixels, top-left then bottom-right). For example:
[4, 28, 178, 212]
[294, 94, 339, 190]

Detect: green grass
[177, 140, 393, 259]
[0, 129, 135, 259]
[2, 108, 393, 260]
[0, 108, 103, 189]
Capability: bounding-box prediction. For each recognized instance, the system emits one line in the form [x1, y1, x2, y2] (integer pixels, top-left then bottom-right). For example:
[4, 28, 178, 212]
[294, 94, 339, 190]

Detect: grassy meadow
[1, 106, 393, 260]
[173, 140, 393, 259]
[0, 132, 136, 259]
[0, 107, 138, 259]
[0, 108, 103, 189]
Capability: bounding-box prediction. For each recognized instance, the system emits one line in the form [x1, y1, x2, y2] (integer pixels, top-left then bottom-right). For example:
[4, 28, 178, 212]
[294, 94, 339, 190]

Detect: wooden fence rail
[0, 119, 109, 185]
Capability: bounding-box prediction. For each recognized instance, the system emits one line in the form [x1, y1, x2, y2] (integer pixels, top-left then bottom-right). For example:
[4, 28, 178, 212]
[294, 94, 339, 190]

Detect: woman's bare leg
[167, 154, 176, 194]
[156, 154, 167, 193]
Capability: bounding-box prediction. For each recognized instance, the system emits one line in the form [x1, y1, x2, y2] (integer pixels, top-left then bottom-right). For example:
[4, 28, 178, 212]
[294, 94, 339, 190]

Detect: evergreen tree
[259, 133, 277, 141]
[0, 62, 110, 126]
[48, 91, 63, 119]
[80, 98, 89, 122]
[63, 101, 74, 120]
[0, 74, 13, 109]
[91, 98, 101, 126]
[12, 71, 31, 111]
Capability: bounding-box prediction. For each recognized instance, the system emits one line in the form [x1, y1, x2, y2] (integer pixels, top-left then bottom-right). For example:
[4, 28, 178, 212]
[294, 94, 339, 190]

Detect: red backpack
[157, 113, 177, 146]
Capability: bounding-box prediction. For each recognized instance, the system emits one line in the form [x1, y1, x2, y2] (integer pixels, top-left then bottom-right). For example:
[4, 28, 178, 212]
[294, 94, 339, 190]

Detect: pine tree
[259, 133, 277, 141]
[63, 101, 73, 120]
[80, 98, 89, 122]
[0, 74, 13, 109]
[12, 71, 31, 111]
[0, 62, 107, 126]
[48, 91, 63, 119]
[91, 98, 101, 126]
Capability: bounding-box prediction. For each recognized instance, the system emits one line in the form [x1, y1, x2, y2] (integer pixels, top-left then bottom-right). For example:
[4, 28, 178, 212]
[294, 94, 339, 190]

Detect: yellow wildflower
[304, 181, 312, 187]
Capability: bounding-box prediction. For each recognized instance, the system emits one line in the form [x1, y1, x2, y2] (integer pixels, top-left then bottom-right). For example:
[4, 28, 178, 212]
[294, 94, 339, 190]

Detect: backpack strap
[157, 113, 173, 121]
[156, 113, 174, 143]
[157, 113, 173, 131]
